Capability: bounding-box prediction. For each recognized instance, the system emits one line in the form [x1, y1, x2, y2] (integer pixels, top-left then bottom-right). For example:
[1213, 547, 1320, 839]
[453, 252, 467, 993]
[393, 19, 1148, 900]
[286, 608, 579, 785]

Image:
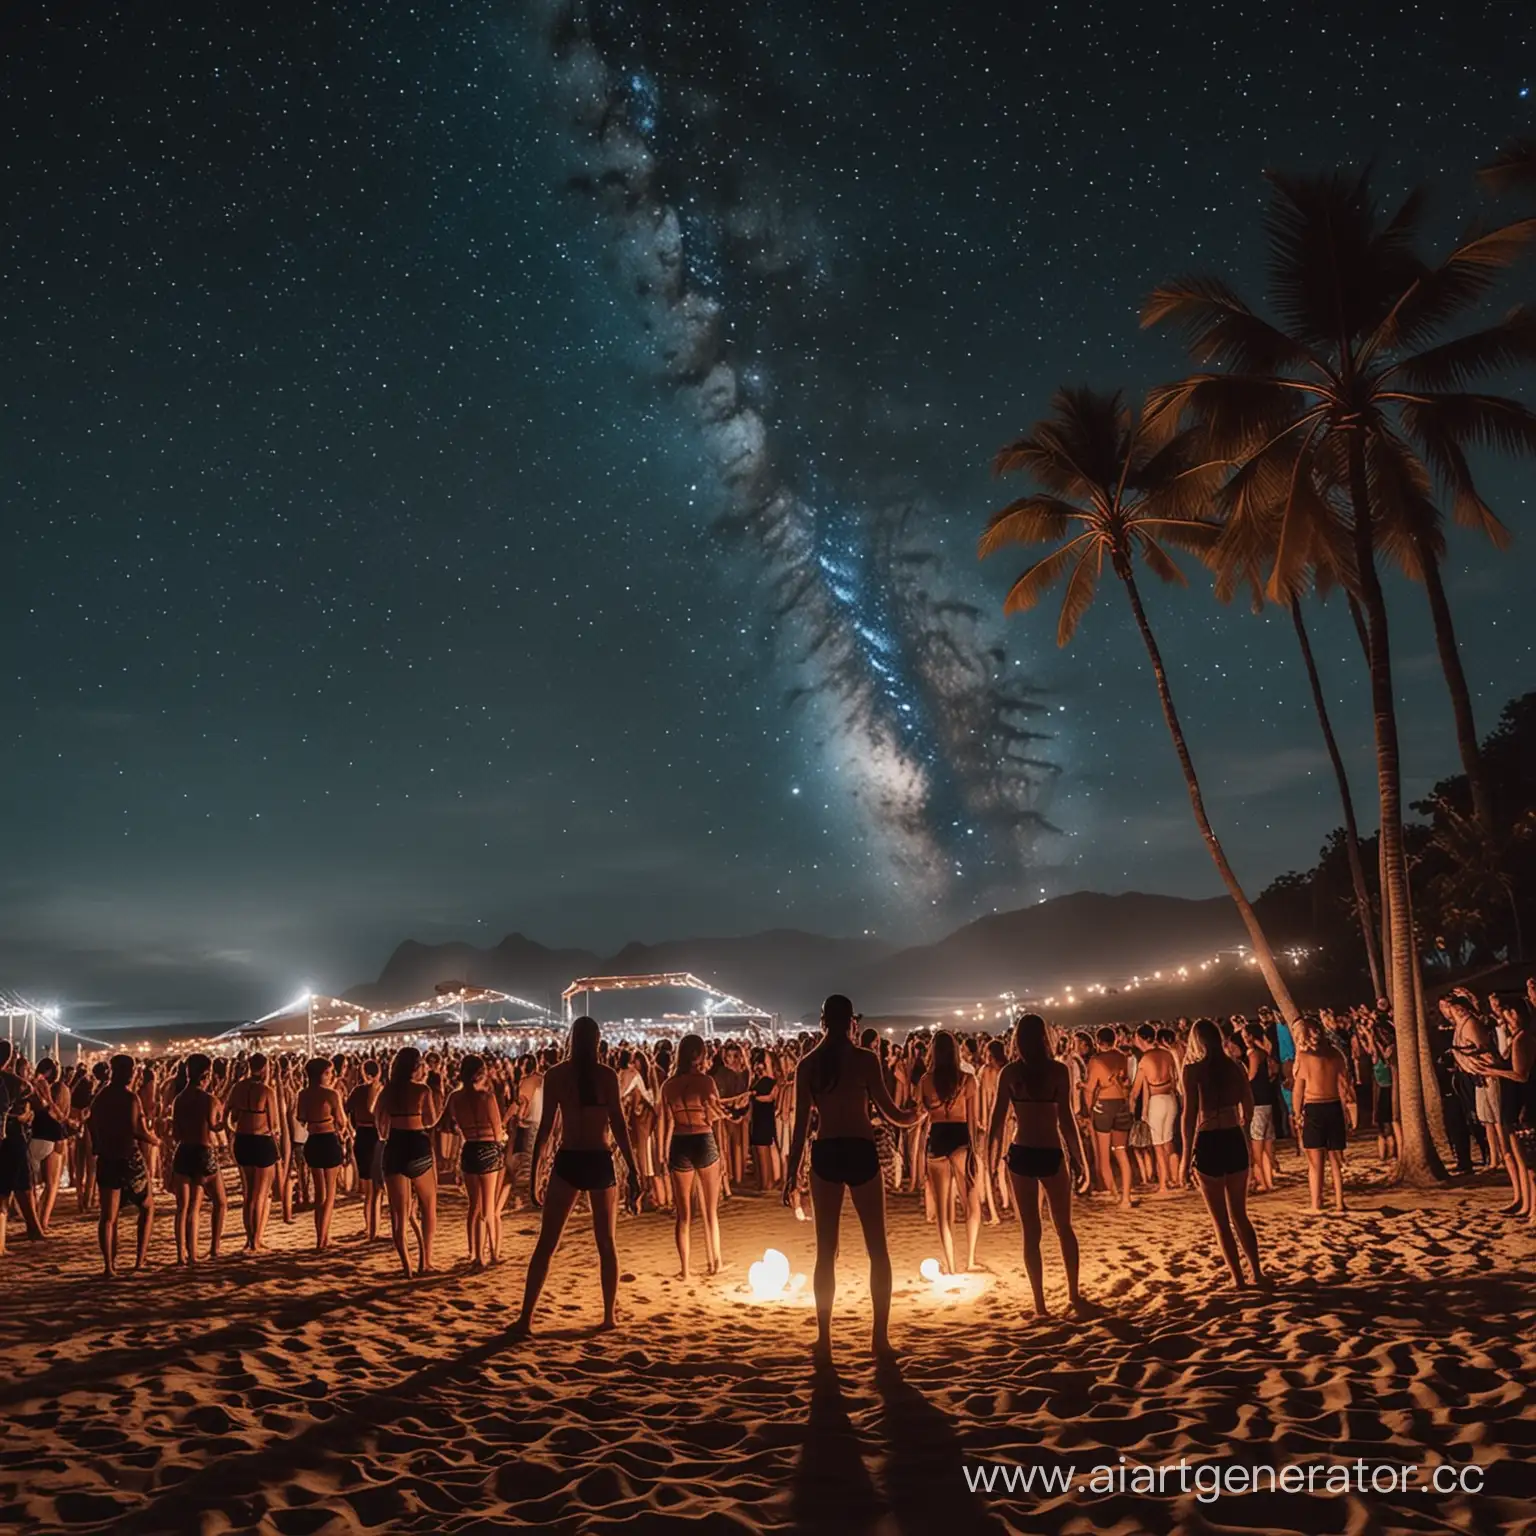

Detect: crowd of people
[0, 977, 1531, 1356]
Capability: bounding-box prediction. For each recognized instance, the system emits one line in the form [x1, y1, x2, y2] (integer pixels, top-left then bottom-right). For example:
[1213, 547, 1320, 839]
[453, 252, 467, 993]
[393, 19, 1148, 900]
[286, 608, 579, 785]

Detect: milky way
[535, 0, 1058, 900]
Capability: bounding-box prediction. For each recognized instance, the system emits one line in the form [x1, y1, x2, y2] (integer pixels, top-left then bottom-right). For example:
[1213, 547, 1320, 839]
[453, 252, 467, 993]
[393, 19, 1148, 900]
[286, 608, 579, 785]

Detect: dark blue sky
[3, 0, 1533, 1027]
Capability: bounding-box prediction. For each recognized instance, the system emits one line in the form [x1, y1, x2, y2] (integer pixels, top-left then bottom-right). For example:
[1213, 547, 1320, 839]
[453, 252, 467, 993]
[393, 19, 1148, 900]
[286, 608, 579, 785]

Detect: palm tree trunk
[1115, 558, 1300, 1023]
[1417, 540, 1495, 836]
[1290, 598, 1385, 999]
[1345, 433, 1444, 1184]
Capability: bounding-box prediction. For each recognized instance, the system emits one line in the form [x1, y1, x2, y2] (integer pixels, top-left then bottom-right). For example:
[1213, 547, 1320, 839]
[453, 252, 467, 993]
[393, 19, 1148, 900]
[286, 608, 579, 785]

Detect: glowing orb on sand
[749, 1248, 792, 1300]
[919, 1258, 941, 1283]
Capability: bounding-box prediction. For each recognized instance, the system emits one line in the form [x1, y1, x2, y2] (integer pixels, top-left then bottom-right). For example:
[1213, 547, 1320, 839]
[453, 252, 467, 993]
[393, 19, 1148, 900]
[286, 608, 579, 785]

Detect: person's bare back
[543, 1059, 619, 1150]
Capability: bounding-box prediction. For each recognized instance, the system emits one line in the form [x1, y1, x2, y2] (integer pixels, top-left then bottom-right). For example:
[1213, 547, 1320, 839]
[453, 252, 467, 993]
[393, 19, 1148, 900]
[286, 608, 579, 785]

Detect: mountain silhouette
[346, 891, 1249, 1021]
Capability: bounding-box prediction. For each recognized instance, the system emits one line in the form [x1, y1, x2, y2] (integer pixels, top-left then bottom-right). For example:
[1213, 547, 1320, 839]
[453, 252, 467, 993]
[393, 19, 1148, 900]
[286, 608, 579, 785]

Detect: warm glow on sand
[748, 1247, 791, 1299]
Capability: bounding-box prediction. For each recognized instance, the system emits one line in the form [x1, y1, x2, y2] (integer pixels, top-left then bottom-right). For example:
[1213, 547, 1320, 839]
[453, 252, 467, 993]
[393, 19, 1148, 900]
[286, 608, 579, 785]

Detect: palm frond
[1055, 542, 1103, 645]
[978, 494, 1083, 559]
[1365, 433, 1441, 579]
[1134, 529, 1191, 586]
[1373, 221, 1536, 352]
[1141, 276, 1310, 371]
[1000, 535, 1092, 616]
[1393, 307, 1536, 388]
[1264, 169, 1411, 346]
[1479, 141, 1536, 195]
[1395, 397, 1519, 548]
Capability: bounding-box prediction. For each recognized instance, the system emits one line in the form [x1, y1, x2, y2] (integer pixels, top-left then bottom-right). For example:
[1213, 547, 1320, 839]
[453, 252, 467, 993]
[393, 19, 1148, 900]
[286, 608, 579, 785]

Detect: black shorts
[1193, 1126, 1250, 1179]
[1302, 1101, 1348, 1152]
[1092, 1100, 1134, 1136]
[233, 1133, 279, 1169]
[353, 1127, 380, 1179]
[0, 1131, 34, 1196]
[553, 1148, 615, 1191]
[460, 1139, 503, 1176]
[304, 1132, 344, 1171]
[1007, 1143, 1064, 1180]
[1375, 1084, 1394, 1125]
[668, 1131, 720, 1173]
[383, 1130, 434, 1180]
[810, 1137, 880, 1187]
[98, 1153, 150, 1207]
[513, 1126, 534, 1155]
[927, 1122, 971, 1159]
[172, 1144, 218, 1182]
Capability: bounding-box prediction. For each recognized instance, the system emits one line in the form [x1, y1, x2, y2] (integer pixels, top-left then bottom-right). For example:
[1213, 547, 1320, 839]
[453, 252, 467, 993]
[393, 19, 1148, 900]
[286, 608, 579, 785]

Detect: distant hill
[347, 933, 602, 1013]
[344, 892, 1249, 1023]
[853, 891, 1249, 1014]
[347, 928, 889, 1018]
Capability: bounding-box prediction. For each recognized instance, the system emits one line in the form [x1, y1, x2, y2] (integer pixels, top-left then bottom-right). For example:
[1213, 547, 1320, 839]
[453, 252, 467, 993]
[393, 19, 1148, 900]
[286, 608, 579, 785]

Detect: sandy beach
[2, 1157, 1533, 1536]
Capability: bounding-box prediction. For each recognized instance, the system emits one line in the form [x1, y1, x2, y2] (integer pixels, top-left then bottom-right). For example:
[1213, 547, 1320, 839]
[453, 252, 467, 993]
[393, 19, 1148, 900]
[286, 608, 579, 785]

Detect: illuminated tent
[560, 972, 774, 1034]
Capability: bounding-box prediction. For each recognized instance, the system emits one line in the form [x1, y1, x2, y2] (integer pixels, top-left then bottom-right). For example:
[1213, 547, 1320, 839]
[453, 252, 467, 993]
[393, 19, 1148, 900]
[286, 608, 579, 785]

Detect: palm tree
[1289, 596, 1386, 998]
[979, 387, 1301, 1023]
[1142, 170, 1536, 1181]
[1206, 492, 1387, 996]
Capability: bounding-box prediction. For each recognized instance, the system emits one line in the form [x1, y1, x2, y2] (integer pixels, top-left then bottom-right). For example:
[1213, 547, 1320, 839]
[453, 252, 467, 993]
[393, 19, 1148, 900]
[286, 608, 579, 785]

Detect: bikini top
[230, 1084, 272, 1127]
[1009, 1066, 1059, 1108]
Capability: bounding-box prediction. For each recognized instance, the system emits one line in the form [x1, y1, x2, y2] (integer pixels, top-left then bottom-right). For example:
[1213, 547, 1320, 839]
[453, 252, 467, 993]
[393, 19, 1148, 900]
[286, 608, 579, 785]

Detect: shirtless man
[1129, 1024, 1181, 1195]
[90, 1055, 160, 1275]
[511, 1018, 640, 1338]
[1084, 1026, 1135, 1207]
[785, 995, 920, 1364]
[1292, 1019, 1356, 1213]
[170, 1053, 227, 1266]
[346, 1059, 384, 1241]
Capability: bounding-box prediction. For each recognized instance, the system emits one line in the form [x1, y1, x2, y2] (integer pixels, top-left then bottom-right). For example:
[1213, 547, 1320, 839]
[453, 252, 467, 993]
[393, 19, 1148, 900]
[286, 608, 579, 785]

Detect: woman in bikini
[226, 1053, 281, 1253]
[375, 1046, 441, 1278]
[445, 1054, 505, 1269]
[510, 1017, 641, 1337]
[784, 995, 918, 1364]
[29, 1058, 74, 1233]
[660, 1033, 727, 1279]
[1179, 1016, 1268, 1290]
[919, 1030, 982, 1275]
[296, 1058, 347, 1251]
[988, 1014, 1088, 1318]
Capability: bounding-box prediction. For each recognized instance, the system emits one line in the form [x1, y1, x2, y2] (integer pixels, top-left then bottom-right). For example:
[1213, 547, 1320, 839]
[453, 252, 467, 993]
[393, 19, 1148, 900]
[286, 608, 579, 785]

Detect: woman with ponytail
[784, 995, 918, 1364]
[1179, 1017, 1269, 1290]
[511, 1017, 641, 1337]
[988, 1014, 1088, 1318]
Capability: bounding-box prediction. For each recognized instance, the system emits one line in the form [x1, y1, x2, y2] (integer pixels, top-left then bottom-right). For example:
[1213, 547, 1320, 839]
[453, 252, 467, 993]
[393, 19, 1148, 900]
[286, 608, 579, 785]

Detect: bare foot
[872, 1337, 898, 1364]
[811, 1338, 833, 1367]
[595, 1317, 617, 1333]
[508, 1317, 532, 1341]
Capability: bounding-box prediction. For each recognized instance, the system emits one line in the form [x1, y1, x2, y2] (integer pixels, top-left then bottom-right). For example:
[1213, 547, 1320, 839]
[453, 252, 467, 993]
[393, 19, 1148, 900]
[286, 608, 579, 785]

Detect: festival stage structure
[358, 984, 559, 1041]
[214, 994, 373, 1055]
[560, 972, 776, 1036]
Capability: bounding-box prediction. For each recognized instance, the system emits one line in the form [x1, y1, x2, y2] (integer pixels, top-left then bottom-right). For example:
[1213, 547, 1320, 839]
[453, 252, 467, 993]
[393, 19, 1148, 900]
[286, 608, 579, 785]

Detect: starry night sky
[3, 0, 1534, 1027]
